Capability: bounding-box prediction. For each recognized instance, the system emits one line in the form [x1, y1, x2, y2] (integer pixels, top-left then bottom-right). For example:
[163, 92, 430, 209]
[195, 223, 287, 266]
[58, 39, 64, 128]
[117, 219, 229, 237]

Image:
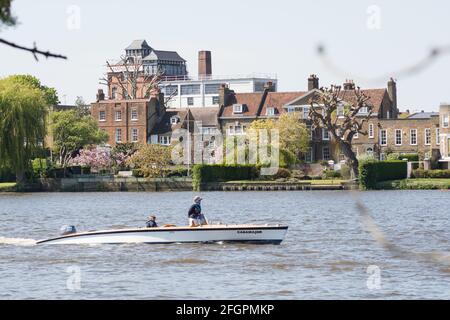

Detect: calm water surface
[1, 190, 450, 299]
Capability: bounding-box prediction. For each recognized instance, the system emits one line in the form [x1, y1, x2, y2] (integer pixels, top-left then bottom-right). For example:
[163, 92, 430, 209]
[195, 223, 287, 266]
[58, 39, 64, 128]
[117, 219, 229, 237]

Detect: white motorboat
[36, 224, 288, 245]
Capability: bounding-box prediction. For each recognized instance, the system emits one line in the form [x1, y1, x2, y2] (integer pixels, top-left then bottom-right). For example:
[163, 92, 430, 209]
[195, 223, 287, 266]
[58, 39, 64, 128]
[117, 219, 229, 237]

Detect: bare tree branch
[0, 38, 67, 61]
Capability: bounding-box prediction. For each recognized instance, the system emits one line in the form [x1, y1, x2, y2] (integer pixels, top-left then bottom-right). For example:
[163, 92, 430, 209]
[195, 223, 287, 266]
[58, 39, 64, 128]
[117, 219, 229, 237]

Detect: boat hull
[36, 225, 288, 245]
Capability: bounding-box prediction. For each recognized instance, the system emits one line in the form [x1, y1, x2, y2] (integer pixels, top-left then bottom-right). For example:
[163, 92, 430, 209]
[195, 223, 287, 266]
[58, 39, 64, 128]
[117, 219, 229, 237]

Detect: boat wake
[0, 237, 36, 246]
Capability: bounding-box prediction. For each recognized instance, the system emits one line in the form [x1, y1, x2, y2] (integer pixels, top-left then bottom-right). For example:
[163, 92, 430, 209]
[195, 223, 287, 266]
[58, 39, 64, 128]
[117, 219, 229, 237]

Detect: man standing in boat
[188, 196, 208, 227]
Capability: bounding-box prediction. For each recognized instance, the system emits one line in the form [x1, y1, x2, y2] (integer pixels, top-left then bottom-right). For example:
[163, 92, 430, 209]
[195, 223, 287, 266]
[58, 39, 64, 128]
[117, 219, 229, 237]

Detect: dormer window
[266, 107, 275, 116]
[170, 116, 180, 125]
[233, 104, 243, 114]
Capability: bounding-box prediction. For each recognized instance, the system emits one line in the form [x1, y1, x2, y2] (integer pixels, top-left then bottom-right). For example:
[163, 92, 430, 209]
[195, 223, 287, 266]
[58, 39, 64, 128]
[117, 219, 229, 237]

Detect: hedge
[359, 160, 407, 190]
[387, 153, 419, 162]
[192, 164, 259, 191]
[412, 169, 450, 179]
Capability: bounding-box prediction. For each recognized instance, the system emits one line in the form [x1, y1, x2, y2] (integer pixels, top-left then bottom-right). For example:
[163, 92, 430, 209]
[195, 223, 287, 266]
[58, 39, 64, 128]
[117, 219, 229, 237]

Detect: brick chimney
[198, 51, 212, 78]
[218, 84, 233, 107]
[387, 78, 397, 115]
[96, 89, 105, 102]
[308, 74, 319, 91]
[343, 79, 355, 90]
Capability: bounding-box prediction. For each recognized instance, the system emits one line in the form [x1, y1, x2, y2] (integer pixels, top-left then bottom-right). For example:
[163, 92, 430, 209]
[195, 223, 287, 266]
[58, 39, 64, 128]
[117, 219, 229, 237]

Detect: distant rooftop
[407, 111, 439, 119]
[159, 73, 278, 83]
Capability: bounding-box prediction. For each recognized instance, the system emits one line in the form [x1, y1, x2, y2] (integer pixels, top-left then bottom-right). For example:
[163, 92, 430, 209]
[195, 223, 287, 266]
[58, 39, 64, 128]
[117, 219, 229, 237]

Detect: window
[233, 104, 243, 114]
[115, 129, 122, 143]
[369, 124, 374, 138]
[170, 116, 179, 125]
[99, 110, 106, 121]
[366, 147, 374, 156]
[337, 105, 344, 117]
[380, 153, 386, 161]
[181, 84, 200, 95]
[228, 125, 245, 135]
[115, 110, 122, 121]
[436, 128, 440, 145]
[443, 115, 449, 128]
[164, 85, 178, 96]
[131, 128, 138, 142]
[159, 136, 171, 145]
[395, 129, 402, 145]
[322, 128, 330, 141]
[266, 107, 275, 116]
[303, 106, 309, 119]
[212, 96, 220, 105]
[111, 87, 117, 99]
[322, 146, 330, 160]
[131, 109, 138, 121]
[187, 97, 194, 106]
[425, 128, 431, 145]
[359, 106, 368, 114]
[204, 84, 221, 95]
[410, 129, 417, 145]
[380, 129, 387, 146]
[307, 125, 313, 141]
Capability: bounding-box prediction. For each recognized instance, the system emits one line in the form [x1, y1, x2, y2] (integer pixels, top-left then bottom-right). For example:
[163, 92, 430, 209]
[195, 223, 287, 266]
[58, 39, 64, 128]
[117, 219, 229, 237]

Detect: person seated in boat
[188, 196, 208, 227]
[146, 215, 158, 228]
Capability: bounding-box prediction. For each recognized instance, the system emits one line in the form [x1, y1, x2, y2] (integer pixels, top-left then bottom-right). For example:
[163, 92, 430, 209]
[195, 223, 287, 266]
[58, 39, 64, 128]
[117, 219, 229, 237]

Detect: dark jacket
[188, 203, 201, 219]
[146, 220, 158, 228]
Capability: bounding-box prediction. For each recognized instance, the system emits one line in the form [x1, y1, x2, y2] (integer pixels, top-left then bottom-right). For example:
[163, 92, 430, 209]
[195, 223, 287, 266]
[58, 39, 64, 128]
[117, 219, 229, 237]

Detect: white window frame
[395, 129, 402, 146]
[115, 129, 122, 143]
[99, 110, 106, 122]
[322, 128, 330, 141]
[443, 115, 449, 128]
[131, 109, 138, 121]
[302, 106, 310, 119]
[380, 129, 387, 146]
[425, 128, 431, 146]
[368, 124, 374, 139]
[436, 128, 440, 145]
[115, 110, 122, 122]
[410, 129, 417, 146]
[131, 128, 138, 142]
[322, 146, 330, 160]
[159, 136, 171, 146]
[266, 107, 275, 116]
[233, 104, 243, 114]
[171, 116, 179, 125]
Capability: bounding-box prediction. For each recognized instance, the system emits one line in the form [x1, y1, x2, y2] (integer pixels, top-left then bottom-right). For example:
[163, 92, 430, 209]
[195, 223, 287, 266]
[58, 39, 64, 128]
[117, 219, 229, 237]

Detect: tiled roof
[261, 92, 307, 116]
[143, 50, 186, 62]
[190, 107, 219, 127]
[407, 112, 439, 119]
[153, 108, 219, 135]
[338, 89, 387, 112]
[220, 93, 264, 118]
[152, 110, 188, 135]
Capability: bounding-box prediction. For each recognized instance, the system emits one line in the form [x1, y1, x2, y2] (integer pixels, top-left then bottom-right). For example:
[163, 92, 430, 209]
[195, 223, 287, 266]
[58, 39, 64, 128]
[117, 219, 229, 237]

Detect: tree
[0, 76, 48, 182]
[309, 85, 372, 179]
[127, 144, 172, 178]
[8, 75, 59, 106]
[68, 148, 112, 171]
[50, 110, 109, 168]
[99, 55, 176, 104]
[75, 96, 90, 116]
[277, 113, 310, 156]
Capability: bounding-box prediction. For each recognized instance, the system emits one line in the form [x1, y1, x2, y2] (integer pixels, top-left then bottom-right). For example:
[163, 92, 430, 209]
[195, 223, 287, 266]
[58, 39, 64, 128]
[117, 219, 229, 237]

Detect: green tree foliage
[0, 0, 15, 27]
[50, 110, 108, 167]
[0, 76, 48, 182]
[126, 144, 172, 178]
[7, 75, 59, 106]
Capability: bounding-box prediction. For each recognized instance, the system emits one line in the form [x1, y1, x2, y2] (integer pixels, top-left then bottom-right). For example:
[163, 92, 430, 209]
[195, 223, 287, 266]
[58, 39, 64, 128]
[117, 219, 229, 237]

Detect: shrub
[340, 164, 351, 180]
[387, 153, 419, 162]
[132, 169, 144, 178]
[359, 160, 407, 190]
[0, 165, 15, 182]
[167, 167, 188, 177]
[192, 164, 259, 191]
[412, 169, 450, 179]
[324, 170, 341, 179]
[274, 168, 291, 179]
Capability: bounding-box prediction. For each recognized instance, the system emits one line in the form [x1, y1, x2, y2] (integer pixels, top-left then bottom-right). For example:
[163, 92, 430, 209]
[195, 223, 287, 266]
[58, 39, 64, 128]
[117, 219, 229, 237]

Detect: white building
[160, 73, 278, 109]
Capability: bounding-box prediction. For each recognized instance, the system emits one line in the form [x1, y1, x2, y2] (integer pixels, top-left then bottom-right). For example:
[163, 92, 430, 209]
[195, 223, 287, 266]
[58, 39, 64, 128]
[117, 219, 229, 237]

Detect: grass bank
[376, 179, 450, 190]
[0, 182, 16, 191]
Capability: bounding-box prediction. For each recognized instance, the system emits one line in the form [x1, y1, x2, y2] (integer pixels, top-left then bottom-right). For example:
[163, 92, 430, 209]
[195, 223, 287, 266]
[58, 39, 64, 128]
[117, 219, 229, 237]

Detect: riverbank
[0, 182, 16, 191]
[376, 179, 450, 190]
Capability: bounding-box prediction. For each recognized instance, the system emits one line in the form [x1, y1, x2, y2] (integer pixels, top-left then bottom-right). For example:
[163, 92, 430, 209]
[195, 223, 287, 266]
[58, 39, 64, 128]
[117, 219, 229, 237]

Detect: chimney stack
[308, 74, 319, 91]
[387, 78, 397, 116]
[343, 79, 355, 90]
[198, 51, 212, 78]
[97, 89, 105, 102]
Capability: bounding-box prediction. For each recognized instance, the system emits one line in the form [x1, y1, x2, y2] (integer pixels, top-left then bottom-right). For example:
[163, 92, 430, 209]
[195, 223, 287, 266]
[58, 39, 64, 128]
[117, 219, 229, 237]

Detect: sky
[1, 0, 449, 111]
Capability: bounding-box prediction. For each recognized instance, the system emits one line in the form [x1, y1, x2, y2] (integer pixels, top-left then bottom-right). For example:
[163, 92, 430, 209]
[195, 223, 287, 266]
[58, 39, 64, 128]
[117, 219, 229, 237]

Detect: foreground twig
[0, 38, 67, 61]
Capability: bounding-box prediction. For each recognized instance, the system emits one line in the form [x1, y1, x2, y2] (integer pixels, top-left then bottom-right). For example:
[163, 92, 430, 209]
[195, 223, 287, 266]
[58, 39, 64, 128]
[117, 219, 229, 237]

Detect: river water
[1, 190, 450, 299]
